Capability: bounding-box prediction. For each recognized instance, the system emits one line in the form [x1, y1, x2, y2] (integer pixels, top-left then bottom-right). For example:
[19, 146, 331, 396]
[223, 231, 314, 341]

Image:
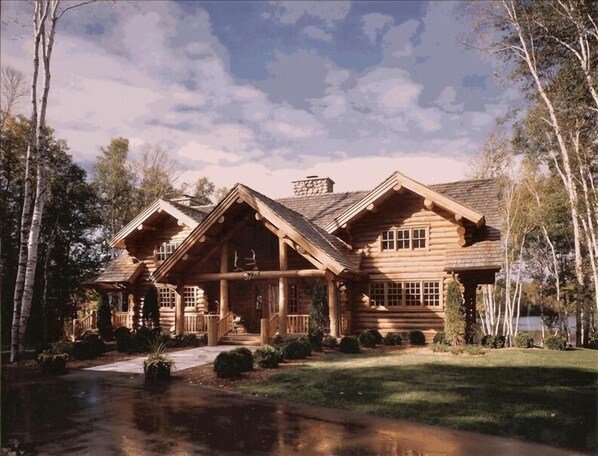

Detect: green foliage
[283, 340, 311, 359]
[307, 329, 324, 351]
[409, 330, 426, 346]
[115, 327, 134, 353]
[134, 326, 157, 352]
[97, 294, 113, 340]
[514, 333, 534, 348]
[481, 335, 506, 349]
[73, 333, 106, 359]
[213, 351, 244, 378]
[322, 335, 338, 349]
[433, 332, 449, 345]
[144, 342, 174, 381]
[254, 344, 284, 368]
[142, 287, 160, 329]
[36, 352, 69, 375]
[358, 329, 381, 348]
[384, 332, 402, 346]
[230, 347, 254, 372]
[308, 281, 329, 333]
[165, 333, 202, 348]
[545, 336, 567, 351]
[339, 337, 360, 354]
[444, 281, 465, 346]
[191, 176, 215, 205]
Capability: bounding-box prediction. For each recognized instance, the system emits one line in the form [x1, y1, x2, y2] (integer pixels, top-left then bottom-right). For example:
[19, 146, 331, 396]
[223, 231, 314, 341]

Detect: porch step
[219, 333, 261, 346]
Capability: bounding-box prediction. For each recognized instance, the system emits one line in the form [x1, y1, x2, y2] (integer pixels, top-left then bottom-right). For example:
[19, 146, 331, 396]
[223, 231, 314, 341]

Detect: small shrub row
[514, 333, 534, 348]
[433, 332, 449, 346]
[164, 333, 206, 348]
[213, 348, 255, 378]
[73, 333, 107, 360]
[339, 336, 360, 354]
[431, 343, 485, 356]
[115, 327, 162, 353]
[322, 335, 338, 349]
[545, 336, 567, 350]
[358, 329, 383, 347]
[254, 344, 284, 368]
[481, 334, 506, 349]
[384, 332, 402, 346]
[409, 330, 426, 346]
[284, 340, 312, 359]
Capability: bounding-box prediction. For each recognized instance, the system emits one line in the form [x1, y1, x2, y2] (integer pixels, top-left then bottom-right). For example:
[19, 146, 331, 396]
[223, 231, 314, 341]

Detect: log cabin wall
[345, 190, 460, 340]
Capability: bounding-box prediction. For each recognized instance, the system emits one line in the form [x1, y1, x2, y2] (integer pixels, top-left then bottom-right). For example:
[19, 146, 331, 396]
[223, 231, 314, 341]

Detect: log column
[278, 239, 288, 335]
[219, 242, 229, 318]
[328, 277, 339, 338]
[461, 277, 477, 344]
[175, 285, 184, 336]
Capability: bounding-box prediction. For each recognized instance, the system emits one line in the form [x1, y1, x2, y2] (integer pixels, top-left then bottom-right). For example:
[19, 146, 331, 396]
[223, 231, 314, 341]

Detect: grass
[237, 347, 598, 452]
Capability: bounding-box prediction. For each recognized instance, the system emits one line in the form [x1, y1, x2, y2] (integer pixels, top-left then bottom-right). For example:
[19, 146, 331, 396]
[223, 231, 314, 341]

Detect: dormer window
[381, 226, 428, 251]
[157, 242, 180, 261]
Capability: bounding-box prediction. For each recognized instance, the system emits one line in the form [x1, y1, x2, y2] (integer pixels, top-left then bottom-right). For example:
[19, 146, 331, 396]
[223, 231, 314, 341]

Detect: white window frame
[289, 284, 299, 314]
[380, 226, 429, 252]
[183, 286, 200, 308]
[369, 279, 443, 308]
[157, 286, 175, 309]
[156, 242, 180, 261]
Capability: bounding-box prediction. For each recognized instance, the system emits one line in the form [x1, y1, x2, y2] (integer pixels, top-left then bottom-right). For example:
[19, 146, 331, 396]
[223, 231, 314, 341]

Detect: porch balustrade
[113, 312, 133, 329]
[71, 311, 97, 340]
[184, 314, 205, 333]
[286, 314, 309, 334]
[268, 313, 279, 339]
[217, 312, 234, 339]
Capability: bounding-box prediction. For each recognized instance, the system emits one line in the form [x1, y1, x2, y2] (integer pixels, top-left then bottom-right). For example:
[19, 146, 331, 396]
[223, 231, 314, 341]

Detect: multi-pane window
[381, 227, 428, 251]
[423, 281, 441, 306]
[157, 242, 179, 261]
[370, 282, 385, 307]
[183, 286, 198, 307]
[289, 284, 298, 314]
[381, 230, 395, 251]
[404, 282, 421, 306]
[369, 280, 442, 307]
[396, 229, 411, 250]
[157, 287, 175, 308]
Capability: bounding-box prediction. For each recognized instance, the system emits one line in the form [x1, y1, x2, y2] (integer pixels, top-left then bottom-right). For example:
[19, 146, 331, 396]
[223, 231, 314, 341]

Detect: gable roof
[324, 171, 485, 233]
[86, 252, 143, 290]
[110, 199, 207, 249]
[151, 184, 362, 282]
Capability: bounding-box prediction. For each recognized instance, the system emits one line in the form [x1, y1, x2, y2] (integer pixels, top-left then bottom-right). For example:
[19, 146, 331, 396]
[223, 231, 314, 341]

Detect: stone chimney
[170, 194, 202, 207]
[292, 176, 335, 197]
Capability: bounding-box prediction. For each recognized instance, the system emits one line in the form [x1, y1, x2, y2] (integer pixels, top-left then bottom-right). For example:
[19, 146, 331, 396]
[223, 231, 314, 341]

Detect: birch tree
[10, 0, 97, 362]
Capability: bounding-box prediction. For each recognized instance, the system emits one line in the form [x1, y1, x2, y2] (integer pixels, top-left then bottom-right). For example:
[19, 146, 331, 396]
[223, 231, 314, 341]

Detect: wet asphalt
[1, 368, 583, 456]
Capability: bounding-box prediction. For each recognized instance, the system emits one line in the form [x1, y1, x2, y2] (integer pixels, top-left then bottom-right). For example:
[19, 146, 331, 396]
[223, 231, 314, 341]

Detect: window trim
[156, 242, 180, 262]
[157, 286, 176, 309]
[380, 225, 429, 252]
[369, 279, 443, 309]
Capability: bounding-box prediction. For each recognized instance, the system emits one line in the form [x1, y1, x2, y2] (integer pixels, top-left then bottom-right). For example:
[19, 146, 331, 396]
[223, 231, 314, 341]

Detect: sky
[0, 0, 516, 198]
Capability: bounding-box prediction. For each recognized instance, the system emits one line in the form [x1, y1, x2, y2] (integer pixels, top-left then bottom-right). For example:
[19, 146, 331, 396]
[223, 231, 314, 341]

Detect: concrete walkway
[85, 345, 249, 374]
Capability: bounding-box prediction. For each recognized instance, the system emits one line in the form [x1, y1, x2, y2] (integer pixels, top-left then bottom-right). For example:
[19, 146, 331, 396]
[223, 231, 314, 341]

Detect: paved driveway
[86, 345, 249, 374]
[2, 368, 582, 455]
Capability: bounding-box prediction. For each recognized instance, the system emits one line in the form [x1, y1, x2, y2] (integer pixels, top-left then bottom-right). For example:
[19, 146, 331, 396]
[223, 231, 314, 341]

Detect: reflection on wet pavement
[2, 369, 579, 455]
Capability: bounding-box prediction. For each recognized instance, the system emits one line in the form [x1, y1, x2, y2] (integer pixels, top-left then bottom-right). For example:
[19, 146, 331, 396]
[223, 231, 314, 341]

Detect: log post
[207, 316, 218, 346]
[328, 277, 339, 338]
[175, 285, 184, 336]
[279, 239, 288, 336]
[260, 318, 269, 346]
[220, 242, 229, 318]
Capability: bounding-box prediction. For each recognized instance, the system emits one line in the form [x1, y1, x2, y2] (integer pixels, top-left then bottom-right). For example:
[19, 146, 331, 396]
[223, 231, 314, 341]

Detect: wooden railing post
[278, 239, 288, 335]
[260, 318, 269, 346]
[207, 317, 218, 346]
[220, 243, 229, 318]
[328, 278, 339, 338]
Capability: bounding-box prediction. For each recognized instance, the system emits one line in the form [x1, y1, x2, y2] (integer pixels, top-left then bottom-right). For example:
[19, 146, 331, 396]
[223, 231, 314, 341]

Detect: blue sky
[1, 1, 517, 197]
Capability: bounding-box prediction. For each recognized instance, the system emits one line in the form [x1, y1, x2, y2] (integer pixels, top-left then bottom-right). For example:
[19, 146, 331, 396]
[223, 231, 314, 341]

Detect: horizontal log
[192, 269, 326, 281]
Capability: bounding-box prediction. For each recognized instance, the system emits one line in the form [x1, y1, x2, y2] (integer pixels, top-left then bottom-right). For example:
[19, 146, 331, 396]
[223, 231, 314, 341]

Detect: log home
[87, 171, 501, 344]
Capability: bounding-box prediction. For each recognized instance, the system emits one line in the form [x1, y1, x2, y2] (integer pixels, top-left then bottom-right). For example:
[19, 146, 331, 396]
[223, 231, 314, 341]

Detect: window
[184, 286, 198, 308]
[289, 284, 298, 314]
[158, 287, 175, 308]
[369, 280, 442, 307]
[381, 230, 395, 251]
[157, 242, 179, 261]
[380, 226, 428, 251]
[370, 282, 385, 307]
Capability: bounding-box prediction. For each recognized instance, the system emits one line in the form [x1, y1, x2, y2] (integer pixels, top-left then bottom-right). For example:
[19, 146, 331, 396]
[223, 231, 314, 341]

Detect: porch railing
[72, 311, 97, 341]
[287, 314, 309, 334]
[268, 313, 279, 339]
[217, 312, 234, 339]
[184, 314, 205, 333]
[113, 312, 133, 329]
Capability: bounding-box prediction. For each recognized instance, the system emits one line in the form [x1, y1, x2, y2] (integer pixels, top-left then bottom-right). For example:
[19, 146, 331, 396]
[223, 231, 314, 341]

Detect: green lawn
[237, 347, 598, 452]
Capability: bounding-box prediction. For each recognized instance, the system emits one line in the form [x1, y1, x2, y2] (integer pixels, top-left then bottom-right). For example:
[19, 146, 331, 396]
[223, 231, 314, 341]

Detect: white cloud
[362, 13, 393, 42]
[269, 1, 350, 26]
[302, 25, 333, 41]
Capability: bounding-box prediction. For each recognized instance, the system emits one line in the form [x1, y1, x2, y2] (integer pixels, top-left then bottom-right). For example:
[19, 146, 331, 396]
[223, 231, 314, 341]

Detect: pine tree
[445, 280, 465, 346]
[308, 281, 329, 333]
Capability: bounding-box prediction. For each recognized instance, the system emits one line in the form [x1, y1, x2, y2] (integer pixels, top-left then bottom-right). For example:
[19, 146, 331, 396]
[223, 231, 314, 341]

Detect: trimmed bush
[339, 336, 360, 354]
[409, 330, 426, 346]
[254, 344, 283, 368]
[444, 281, 465, 345]
[358, 330, 378, 348]
[307, 329, 324, 351]
[134, 326, 155, 352]
[545, 336, 567, 350]
[284, 340, 311, 359]
[481, 335, 506, 349]
[230, 347, 254, 372]
[37, 353, 68, 375]
[514, 333, 534, 348]
[97, 293, 113, 340]
[213, 351, 244, 378]
[115, 327, 135, 353]
[384, 332, 402, 346]
[323, 335, 338, 349]
[433, 332, 449, 345]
